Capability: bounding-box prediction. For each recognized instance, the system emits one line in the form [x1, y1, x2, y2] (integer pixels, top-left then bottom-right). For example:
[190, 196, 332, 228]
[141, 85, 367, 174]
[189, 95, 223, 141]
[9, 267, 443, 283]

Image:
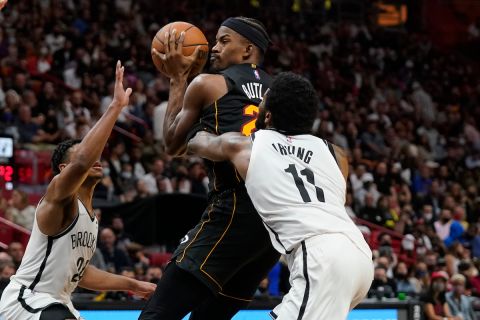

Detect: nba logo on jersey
[287, 136, 293, 143]
[253, 70, 260, 80]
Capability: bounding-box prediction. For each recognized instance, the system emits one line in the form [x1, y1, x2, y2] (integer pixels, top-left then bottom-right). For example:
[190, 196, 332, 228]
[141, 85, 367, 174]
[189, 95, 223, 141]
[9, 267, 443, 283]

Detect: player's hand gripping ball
[151, 21, 209, 79]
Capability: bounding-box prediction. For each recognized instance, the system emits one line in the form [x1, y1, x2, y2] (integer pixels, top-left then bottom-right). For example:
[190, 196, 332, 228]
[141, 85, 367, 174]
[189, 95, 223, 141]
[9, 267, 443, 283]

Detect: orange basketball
[151, 21, 209, 78]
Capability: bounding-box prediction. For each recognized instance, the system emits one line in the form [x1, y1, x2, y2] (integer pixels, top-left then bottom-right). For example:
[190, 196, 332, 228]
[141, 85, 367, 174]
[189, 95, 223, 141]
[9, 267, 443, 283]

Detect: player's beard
[255, 109, 267, 130]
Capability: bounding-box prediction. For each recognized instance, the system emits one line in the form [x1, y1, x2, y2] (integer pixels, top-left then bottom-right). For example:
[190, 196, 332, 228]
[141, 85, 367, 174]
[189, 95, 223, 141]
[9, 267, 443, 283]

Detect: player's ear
[265, 111, 272, 127]
[243, 43, 253, 59]
[58, 163, 67, 172]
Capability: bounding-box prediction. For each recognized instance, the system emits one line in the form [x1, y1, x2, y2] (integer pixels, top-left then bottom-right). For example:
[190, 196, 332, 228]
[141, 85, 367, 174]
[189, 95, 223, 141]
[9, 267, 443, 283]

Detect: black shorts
[172, 188, 280, 300]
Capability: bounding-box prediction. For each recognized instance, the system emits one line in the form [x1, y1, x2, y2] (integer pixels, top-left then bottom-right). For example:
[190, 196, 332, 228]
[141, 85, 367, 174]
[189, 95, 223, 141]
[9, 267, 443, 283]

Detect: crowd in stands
[0, 0, 480, 317]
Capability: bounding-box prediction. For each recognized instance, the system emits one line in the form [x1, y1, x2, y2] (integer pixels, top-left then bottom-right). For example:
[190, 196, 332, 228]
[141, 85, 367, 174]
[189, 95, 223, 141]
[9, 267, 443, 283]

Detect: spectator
[144, 266, 163, 284]
[99, 228, 132, 274]
[369, 266, 397, 299]
[446, 274, 476, 320]
[7, 242, 24, 270]
[435, 209, 453, 241]
[254, 277, 271, 300]
[15, 105, 44, 143]
[444, 209, 466, 248]
[421, 271, 458, 320]
[111, 216, 133, 251]
[140, 158, 173, 194]
[394, 261, 416, 297]
[187, 162, 208, 195]
[4, 189, 35, 230]
[0, 261, 15, 296]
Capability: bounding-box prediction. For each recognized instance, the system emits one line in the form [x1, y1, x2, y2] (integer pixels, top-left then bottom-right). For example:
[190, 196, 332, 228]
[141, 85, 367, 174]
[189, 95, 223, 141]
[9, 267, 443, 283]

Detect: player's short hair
[265, 72, 318, 135]
[51, 140, 81, 176]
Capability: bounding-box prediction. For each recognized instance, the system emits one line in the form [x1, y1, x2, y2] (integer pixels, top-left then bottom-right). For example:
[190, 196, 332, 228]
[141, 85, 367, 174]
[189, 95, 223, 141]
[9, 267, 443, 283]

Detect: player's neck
[77, 184, 96, 212]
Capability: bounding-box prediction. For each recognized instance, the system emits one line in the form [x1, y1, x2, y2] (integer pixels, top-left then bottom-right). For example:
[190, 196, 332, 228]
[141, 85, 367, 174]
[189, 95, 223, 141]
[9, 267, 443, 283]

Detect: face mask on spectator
[122, 172, 132, 179]
[425, 213, 433, 221]
[103, 168, 110, 176]
[416, 270, 427, 278]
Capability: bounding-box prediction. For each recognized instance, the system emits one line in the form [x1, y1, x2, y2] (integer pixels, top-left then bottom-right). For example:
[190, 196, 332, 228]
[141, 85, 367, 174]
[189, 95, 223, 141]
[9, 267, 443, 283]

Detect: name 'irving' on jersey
[242, 82, 264, 100]
[272, 141, 314, 164]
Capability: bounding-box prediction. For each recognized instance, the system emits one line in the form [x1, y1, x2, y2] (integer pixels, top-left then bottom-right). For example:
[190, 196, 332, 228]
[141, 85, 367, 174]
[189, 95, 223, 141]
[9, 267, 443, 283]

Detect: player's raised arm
[39, 61, 131, 234]
[45, 61, 131, 203]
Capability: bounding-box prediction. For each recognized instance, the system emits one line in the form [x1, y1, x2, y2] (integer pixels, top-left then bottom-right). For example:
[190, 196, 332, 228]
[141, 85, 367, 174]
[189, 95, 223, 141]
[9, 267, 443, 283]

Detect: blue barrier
[80, 309, 400, 320]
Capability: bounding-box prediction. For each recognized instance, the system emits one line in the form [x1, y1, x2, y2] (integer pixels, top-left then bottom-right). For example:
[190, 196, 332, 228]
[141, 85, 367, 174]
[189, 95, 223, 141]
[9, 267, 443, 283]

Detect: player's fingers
[191, 46, 202, 61]
[164, 31, 170, 54]
[115, 60, 121, 80]
[170, 29, 177, 52]
[125, 88, 132, 98]
[152, 48, 167, 61]
[177, 31, 185, 51]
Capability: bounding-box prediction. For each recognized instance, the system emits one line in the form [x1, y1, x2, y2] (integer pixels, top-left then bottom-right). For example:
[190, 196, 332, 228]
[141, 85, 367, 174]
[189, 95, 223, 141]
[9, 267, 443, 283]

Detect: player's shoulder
[189, 73, 224, 89]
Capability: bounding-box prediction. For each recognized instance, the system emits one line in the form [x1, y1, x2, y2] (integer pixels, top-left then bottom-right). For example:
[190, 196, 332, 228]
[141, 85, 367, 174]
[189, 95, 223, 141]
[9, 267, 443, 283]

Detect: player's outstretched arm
[188, 131, 251, 179]
[79, 265, 156, 300]
[45, 61, 131, 202]
[39, 61, 131, 235]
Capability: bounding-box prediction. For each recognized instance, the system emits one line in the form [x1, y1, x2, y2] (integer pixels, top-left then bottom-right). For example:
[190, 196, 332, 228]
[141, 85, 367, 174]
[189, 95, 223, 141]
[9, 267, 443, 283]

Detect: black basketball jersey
[195, 63, 272, 191]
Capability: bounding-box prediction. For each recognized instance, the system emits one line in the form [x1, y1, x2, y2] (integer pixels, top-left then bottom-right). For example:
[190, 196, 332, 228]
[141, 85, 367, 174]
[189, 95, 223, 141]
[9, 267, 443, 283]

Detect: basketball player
[142, 17, 280, 319]
[188, 72, 374, 319]
[0, 61, 156, 320]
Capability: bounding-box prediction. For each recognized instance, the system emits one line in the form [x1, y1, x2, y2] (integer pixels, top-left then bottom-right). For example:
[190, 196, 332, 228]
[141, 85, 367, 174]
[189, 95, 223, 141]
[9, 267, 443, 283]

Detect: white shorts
[0, 280, 80, 320]
[270, 233, 373, 320]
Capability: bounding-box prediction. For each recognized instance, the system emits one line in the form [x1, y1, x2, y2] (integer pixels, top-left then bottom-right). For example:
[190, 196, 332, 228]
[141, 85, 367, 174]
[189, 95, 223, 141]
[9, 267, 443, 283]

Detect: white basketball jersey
[12, 199, 98, 304]
[245, 129, 371, 257]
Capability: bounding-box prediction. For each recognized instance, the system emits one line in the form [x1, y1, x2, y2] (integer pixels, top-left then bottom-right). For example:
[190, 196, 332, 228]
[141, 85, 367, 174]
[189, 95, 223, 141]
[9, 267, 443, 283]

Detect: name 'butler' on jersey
[242, 81, 264, 100]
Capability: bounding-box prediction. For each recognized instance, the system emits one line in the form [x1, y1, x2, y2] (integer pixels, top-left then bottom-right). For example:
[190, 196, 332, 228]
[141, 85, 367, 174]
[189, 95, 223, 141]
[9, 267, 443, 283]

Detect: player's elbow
[164, 143, 186, 157]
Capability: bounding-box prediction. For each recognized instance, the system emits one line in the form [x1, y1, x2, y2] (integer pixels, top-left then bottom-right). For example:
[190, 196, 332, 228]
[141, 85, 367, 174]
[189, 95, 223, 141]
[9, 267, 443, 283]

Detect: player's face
[211, 27, 250, 71]
[62, 145, 103, 180]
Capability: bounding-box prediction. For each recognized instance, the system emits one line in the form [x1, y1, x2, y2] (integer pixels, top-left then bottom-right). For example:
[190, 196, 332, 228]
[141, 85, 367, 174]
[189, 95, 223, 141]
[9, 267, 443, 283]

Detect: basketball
[151, 21, 209, 78]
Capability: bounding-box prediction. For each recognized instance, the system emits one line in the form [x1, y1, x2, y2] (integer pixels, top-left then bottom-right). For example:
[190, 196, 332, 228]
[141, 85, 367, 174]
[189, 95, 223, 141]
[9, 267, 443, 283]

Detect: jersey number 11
[284, 164, 325, 203]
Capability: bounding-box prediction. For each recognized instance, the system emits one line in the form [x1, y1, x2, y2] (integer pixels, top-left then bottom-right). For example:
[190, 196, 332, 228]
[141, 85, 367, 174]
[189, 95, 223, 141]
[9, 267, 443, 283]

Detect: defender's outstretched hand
[112, 60, 132, 107]
[131, 280, 157, 300]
